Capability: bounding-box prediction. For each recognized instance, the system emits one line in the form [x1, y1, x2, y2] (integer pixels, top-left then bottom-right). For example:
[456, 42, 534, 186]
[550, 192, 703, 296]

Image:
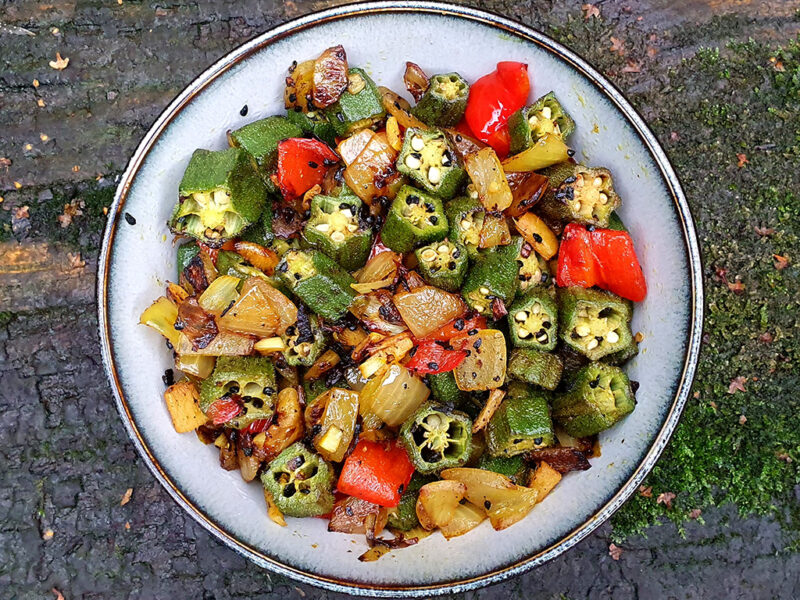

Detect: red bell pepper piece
[404, 341, 467, 374]
[556, 223, 647, 302]
[464, 61, 530, 157]
[423, 315, 487, 342]
[276, 138, 339, 199]
[337, 439, 415, 507]
[204, 397, 241, 426]
[240, 418, 271, 435]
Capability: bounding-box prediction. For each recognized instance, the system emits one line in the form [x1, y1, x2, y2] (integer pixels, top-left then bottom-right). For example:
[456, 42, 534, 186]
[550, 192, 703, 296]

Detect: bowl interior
[102, 6, 696, 595]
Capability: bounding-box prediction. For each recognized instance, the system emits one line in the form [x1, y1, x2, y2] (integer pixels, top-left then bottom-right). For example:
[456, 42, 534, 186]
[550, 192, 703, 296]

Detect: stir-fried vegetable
[393, 285, 466, 338]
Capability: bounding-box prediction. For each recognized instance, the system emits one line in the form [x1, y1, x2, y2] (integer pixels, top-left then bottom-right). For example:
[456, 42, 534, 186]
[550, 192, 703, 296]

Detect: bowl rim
[97, 1, 704, 596]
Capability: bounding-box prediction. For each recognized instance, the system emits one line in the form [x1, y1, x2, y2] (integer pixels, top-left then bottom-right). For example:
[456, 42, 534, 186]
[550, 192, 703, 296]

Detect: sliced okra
[324, 68, 386, 137]
[303, 194, 372, 271]
[199, 356, 277, 429]
[414, 239, 468, 292]
[282, 305, 327, 367]
[508, 92, 575, 155]
[286, 108, 337, 147]
[538, 163, 621, 228]
[381, 185, 448, 253]
[411, 72, 469, 127]
[507, 288, 558, 351]
[261, 442, 335, 517]
[276, 249, 357, 321]
[229, 116, 303, 184]
[507, 348, 564, 391]
[476, 453, 528, 485]
[485, 382, 554, 457]
[516, 240, 551, 292]
[397, 127, 465, 199]
[445, 195, 486, 259]
[558, 286, 633, 361]
[400, 402, 472, 474]
[461, 237, 522, 313]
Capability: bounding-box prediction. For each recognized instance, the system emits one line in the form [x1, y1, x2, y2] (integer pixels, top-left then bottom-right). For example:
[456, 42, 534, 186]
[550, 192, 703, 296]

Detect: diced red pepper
[204, 397, 241, 426]
[423, 315, 487, 342]
[464, 61, 530, 157]
[556, 223, 647, 302]
[240, 418, 271, 435]
[404, 341, 467, 374]
[367, 236, 393, 261]
[337, 439, 415, 508]
[276, 138, 339, 199]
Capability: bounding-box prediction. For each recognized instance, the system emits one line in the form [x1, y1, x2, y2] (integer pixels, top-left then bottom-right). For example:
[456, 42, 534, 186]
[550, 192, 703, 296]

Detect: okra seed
[425, 414, 442, 429]
[460, 219, 472, 230]
[437, 244, 450, 253]
[517, 328, 530, 338]
[575, 175, 585, 188]
[532, 303, 542, 315]
[428, 166, 442, 184]
[448, 261, 456, 270]
[479, 287, 490, 295]
[593, 176, 603, 187]
[587, 338, 599, 350]
[331, 231, 345, 243]
[315, 223, 330, 232]
[515, 311, 528, 322]
[475, 304, 485, 313]
[607, 330, 620, 343]
[421, 249, 437, 261]
[537, 333, 548, 342]
[575, 324, 591, 337]
[404, 154, 422, 169]
[441, 154, 450, 166]
[411, 136, 425, 151]
[341, 208, 353, 219]
[346, 224, 358, 232]
[573, 201, 582, 211]
[541, 106, 552, 119]
[599, 193, 608, 204]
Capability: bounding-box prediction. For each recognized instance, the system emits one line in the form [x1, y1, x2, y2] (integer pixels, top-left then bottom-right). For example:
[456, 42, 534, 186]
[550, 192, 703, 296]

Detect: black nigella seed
[308, 161, 318, 169]
[452, 248, 461, 259]
[448, 261, 456, 270]
[165, 340, 173, 350]
[484, 500, 492, 510]
[567, 148, 576, 157]
[162, 369, 174, 387]
[542, 321, 552, 328]
[277, 262, 288, 273]
[589, 376, 600, 388]
[428, 362, 439, 370]
[323, 158, 337, 166]
[124, 212, 136, 225]
[240, 105, 248, 116]
[294, 273, 301, 280]
[288, 93, 297, 103]
[532, 233, 543, 243]
[564, 175, 576, 184]
[473, 339, 482, 349]
[467, 329, 478, 336]
[454, 318, 465, 331]
[424, 202, 435, 213]
[406, 195, 420, 205]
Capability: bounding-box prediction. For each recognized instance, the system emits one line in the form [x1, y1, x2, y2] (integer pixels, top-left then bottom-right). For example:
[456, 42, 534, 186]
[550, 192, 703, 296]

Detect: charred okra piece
[286, 108, 337, 148]
[427, 371, 468, 408]
[176, 241, 200, 278]
[486, 382, 554, 457]
[508, 92, 575, 155]
[411, 73, 470, 127]
[507, 288, 558, 351]
[476, 453, 529, 485]
[381, 185, 448, 253]
[507, 348, 564, 391]
[558, 287, 634, 361]
[552, 362, 636, 437]
[282, 305, 326, 367]
[303, 194, 372, 271]
[276, 249, 357, 321]
[229, 116, 303, 182]
[400, 402, 472, 474]
[539, 163, 621, 228]
[461, 238, 522, 314]
[240, 198, 274, 246]
[261, 442, 335, 517]
[324, 68, 385, 137]
[397, 127, 466, 199]
[387, 473, 435, 530]
[445, 195, 486, 259]
[199, 356, 277, 429]
[516, 240, 551, 292]
[170, 148, 267, 246]
[415, 239, 468, 292]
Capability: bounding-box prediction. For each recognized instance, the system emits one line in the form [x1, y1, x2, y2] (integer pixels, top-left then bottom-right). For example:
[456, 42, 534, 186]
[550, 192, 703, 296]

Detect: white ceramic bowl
[98, 2, 703, 596]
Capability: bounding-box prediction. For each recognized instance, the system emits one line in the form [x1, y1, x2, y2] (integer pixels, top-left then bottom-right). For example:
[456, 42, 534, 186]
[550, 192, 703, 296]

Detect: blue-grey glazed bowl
[98, 2, 703, 596]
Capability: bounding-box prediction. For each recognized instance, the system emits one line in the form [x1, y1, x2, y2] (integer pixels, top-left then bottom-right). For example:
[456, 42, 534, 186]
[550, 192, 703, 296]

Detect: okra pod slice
[176, 241, 200, 279]
[445, 195, 485, 259]
[558, 286, 634, 361]
[397, 127, 466, 199]
[411, 72, 470, 127]
[387, 473, 435, 531]
[170, 148, 267, 245]
[199, 356, 277, 429]
[286, 108, 337, 147]
[427, 371, 468, 408]
[507, 348, 564, 391]
[508, 91, 575, 155]
[303, 194, 372, 271]
[281, 305, 327, 367]
[239, 198, 275, 246]
[381, 185, 448, 253]
[276, 249, 357, 321]
[507, 287, 558, 351]
[461, 238, 522, 313]
[399, 402, 473, 474]
[538, 163, 621, 228]
[260, 442, 335, 517]
[414, 239, 468, 292]
[551, 362, 636, 437]
[485, 382, 554, 457]
[516, 240, 552, 292]
[229, 116, 303, 182]
[324, 68, 386, 137]
[476, 453, 528, 485]
[603, 337, 639, 366]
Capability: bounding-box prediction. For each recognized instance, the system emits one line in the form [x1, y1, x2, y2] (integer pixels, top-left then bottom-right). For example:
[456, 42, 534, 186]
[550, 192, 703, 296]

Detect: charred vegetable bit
[199, 357, 277, 429]
[261, 442, 335, 517]
[282, 306, 326, 367]
[445, 195, 486, 258]
[387, 473, 434, 531]
[397, 127, 465, 199]
[324, 68, 385, 137]
[508, 92, 575, 155]
[176, 241, 200, 278]
[170, 148, 267, 245]
[516, 241, 551, 292]
[400, 403, 473, 474]
[558, 286, 633, 361]
[486, 383, 554, 457]
[507, 288, 558, 351]
[412, 73, 470, 127]
[552, 363, 635, 437]
[461, 238, 521, 313]
[553, 165, 620, 227]
[507, 348, 564, 391]
[277, 249, 357, 321]
[303, 194, 372, 271]
[414, 239, 468, 292]
[381, 185, 448, 253]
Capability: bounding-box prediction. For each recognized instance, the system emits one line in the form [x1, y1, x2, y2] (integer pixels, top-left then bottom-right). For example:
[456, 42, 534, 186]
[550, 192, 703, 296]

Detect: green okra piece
[606, 210, 627, 232]
[516, 240, 552, 293]
[427, 371, 467, 408]
[381, 185, 448, 253]
[387, 473, 435, 531]
[507, 287, 558, 351]
[485, 382, 555, 457]
[176, 241, 200, 279]
[303, 378, 330, 404]
[399, 402, 472, 474]
[461, 237, 522, 314]
[239, 198, 275, 246]
[170, 148, 267, 246]
[411, 72, 469, 127]
[396, 127, 466, 199]
[199, 356, 277, 429]
[229, 116, 302, 182]
[276, 249, 357, 321]
[303, 194, 372, 271]
[414, 239, 468, 292]
[324, 68, 385, 137]
[558, 286, 634, 361]
[261, 442, 335, 517]
[507, 348, 564, 391]
[214, 250, 286, 293]
[281, 305, 327, 367]
[537, 163, 621, 228]
[286, 108, 337, 147]
[445, 195, 486, 259]
[508, 91, 575, 156]
[476, 453, 529, 485]
[551, 362, 636, 437]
